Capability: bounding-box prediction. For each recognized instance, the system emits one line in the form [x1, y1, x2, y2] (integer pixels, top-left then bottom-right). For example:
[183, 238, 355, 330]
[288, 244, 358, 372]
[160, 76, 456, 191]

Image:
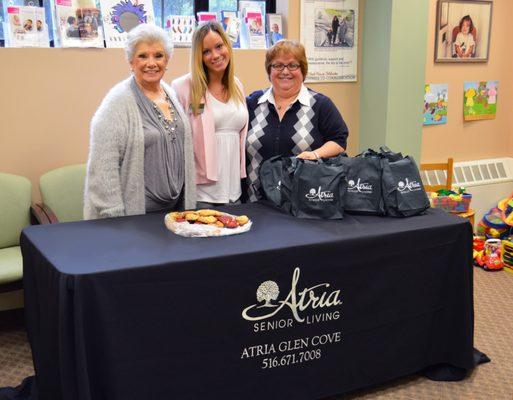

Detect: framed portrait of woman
[434, 0, 492, 63]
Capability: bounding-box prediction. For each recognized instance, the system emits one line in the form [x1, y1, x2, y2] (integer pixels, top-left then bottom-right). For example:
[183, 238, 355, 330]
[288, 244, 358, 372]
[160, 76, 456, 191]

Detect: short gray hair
[125, 23, 173, 62]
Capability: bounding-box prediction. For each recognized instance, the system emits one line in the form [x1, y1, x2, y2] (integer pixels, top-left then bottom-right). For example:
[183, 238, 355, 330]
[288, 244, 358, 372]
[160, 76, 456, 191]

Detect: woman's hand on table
[297, 150, 320, 160]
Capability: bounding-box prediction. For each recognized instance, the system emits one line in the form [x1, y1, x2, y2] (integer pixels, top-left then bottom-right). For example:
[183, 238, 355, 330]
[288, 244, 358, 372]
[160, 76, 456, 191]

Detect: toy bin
[429, 193, 472, 213]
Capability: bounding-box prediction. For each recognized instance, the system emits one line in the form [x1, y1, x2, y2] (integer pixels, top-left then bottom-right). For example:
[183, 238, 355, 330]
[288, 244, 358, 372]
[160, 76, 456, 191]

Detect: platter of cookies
[164, 209, 252, 237]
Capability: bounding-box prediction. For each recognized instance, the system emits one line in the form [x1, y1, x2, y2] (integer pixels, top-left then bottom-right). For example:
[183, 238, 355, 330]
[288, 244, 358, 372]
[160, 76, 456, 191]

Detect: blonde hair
[265, 40, 308, 80]
[190, 21, 244, 116]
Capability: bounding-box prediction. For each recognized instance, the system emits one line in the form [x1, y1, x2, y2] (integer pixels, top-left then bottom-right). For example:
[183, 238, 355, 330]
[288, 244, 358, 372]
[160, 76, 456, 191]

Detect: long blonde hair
[190, 21, 244, 116]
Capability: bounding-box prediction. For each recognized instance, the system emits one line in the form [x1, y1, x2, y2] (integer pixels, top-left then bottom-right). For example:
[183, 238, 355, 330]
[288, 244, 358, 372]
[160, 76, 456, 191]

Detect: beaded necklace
[152, 92, 177, 141]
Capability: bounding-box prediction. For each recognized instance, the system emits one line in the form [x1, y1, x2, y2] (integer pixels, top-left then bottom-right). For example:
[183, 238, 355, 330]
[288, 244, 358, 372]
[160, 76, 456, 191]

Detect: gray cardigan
[84, 77, 196, 220]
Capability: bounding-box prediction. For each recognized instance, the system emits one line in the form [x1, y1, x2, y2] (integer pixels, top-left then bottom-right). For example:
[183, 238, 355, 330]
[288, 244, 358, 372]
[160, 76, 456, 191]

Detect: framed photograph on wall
[440, 2, 449, 28]
[434, 0, 492, 63]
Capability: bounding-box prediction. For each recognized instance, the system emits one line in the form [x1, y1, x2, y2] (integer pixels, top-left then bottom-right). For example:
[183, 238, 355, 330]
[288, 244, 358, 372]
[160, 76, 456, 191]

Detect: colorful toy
[473, 237, 503, 270]
[476, 192, 513, 239]
[498, 196, 513, 226]
[485, 239, 503, 270]
[473, 236, 485, 264]
[428, 187, 472, 213]
[502, 238, 513, 270]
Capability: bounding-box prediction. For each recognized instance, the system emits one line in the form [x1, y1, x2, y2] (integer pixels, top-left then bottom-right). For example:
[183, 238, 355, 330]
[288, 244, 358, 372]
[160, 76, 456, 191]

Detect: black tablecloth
[20, 203, 475, 400]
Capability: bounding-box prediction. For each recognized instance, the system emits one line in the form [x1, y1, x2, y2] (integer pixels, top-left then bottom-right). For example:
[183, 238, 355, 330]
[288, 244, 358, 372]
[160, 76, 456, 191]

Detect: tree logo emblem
[242, 268, 343, 322]
[256, 280, 280, 308]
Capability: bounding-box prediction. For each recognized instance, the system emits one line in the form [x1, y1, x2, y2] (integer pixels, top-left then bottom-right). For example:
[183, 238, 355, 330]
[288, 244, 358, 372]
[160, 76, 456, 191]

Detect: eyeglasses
[271, 63, 301, 72]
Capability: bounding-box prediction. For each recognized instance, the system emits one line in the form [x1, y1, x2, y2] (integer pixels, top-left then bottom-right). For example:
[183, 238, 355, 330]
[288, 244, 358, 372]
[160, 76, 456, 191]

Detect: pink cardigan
[171, 74, 248, 185]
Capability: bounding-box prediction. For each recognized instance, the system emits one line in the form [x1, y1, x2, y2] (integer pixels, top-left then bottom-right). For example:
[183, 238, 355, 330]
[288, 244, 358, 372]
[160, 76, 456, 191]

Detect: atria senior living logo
[242, 268, 342, 324]
[305, 187, 334, 202]
[348, 178, 373, 194]
[397, 178, 422, 193]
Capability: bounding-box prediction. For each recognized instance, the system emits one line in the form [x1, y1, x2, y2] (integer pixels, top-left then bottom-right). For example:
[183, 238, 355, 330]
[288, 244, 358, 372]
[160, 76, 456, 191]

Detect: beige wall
[0, 0, 362, 202]
[422, 0, 513, 163]
[1, 0, 511, 200]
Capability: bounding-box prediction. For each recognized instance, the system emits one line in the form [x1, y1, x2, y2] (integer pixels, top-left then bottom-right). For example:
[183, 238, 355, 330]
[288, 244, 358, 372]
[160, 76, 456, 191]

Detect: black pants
[332, 26, 338, 44]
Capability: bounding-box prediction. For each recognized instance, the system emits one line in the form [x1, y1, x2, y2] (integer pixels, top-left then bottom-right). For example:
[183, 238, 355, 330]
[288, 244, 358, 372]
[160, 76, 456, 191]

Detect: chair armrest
[39, 203, 59, 224]
[30, 203, 59, 224]
[31, 204, 49, 225]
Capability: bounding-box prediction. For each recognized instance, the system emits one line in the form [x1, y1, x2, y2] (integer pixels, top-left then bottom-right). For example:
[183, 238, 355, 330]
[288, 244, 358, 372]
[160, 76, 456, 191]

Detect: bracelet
[313, 151, 320, 159]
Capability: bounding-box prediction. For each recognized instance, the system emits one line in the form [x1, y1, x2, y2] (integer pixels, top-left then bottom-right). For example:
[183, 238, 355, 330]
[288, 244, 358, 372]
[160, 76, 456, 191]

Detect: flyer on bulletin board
[300, 0, 358, 83]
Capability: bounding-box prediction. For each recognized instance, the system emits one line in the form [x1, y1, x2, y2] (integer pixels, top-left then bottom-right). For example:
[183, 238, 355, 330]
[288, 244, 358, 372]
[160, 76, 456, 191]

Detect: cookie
[236, 215, 249, 225]
[198, 209, 221, 217]
[198, 215, 217, 224]
[169, 211, 184, 220]
[185, 212, 199, 222]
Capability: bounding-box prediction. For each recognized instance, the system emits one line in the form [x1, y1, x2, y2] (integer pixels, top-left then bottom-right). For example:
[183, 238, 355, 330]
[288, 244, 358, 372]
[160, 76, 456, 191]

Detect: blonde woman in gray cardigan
[84, 24, 196, 220]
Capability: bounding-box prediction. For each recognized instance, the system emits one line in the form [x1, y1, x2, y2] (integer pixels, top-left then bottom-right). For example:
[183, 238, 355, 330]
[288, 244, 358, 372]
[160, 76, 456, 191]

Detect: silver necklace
[153, 93, 177, 141]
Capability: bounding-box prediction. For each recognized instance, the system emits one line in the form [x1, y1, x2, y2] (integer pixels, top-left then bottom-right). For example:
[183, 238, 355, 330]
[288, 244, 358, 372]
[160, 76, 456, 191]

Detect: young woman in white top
[172, 21, 248, 207]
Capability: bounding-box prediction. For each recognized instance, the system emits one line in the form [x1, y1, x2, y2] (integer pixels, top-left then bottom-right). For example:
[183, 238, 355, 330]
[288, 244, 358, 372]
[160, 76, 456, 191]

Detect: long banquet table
[21, 203, 475, 400]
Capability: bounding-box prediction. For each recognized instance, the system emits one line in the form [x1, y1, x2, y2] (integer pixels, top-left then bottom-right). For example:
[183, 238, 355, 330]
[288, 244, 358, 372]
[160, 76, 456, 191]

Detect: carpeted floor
[1, 268, 512, 399]
[0, 310, 34, 389]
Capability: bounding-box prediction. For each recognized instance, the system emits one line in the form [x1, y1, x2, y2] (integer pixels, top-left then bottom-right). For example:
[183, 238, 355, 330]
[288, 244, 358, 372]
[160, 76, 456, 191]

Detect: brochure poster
[246, 11, 265, 49]
[6, 6, 49, 47]
[100, 0, 155, 48]
[196, 12, 217, 22]
[166, 15, 195, 47]
[267, 14, 283, 46]
[55, 0, 104, 48]
[300, 0, 358, 82]
[221, 10, 241, 48]
[238, 0, 266, 23]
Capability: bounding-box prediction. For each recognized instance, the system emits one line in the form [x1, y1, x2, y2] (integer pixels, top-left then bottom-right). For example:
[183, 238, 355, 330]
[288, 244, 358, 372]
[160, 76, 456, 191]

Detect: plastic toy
[484, 239, 503, 270]
[502, 238, 513, 269]
[473, 237, 503, 271]
[476, 192, 513, 239]
[428, 187, 472, 213]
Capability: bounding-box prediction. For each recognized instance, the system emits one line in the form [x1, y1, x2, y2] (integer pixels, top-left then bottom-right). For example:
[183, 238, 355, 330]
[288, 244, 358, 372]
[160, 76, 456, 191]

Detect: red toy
[473, 237, 503, 271]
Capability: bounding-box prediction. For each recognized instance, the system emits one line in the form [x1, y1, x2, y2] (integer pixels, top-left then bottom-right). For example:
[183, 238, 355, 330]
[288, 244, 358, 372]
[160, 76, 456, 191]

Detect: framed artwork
[434, 0, 492, 63]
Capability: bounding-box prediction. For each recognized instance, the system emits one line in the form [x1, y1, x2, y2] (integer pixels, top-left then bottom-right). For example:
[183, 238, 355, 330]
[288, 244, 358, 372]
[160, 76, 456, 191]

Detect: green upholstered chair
[38, 164, 86, 223]
[0, 172, 32, 311]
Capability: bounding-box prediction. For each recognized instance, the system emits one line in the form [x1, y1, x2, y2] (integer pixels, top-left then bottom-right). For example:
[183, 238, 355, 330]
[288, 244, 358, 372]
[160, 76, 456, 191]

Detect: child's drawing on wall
[464, 81, 498, 121]
[423, 83, 448, 125]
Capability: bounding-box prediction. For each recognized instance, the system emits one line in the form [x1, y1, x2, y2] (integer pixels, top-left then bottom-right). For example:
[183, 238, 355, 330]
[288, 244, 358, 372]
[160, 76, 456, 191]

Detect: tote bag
[259, 155, 286, 208]
[288, 156, 348, 219]
[381, 156, 430, 217]
[340, 156, 385, 215]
